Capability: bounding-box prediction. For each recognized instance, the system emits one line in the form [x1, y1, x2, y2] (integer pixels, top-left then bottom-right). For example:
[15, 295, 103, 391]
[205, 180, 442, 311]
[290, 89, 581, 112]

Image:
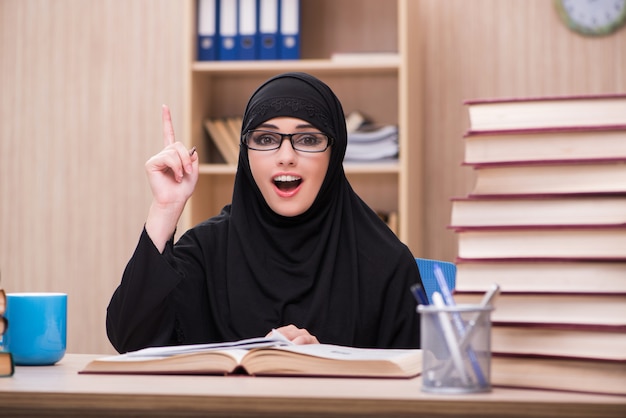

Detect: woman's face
[247, 117, 331, 217]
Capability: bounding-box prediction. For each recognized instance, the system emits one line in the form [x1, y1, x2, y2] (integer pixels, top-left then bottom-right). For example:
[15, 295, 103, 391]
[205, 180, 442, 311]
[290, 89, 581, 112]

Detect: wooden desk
[0, 354, 624, 417]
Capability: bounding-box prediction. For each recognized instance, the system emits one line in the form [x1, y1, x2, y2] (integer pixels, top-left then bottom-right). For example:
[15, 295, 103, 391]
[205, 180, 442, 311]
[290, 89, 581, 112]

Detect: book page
[268, 344, 419, 361]
[242, 344, 422, 378]
[95, 348, 250, 365]
[126, 335, 292, 358]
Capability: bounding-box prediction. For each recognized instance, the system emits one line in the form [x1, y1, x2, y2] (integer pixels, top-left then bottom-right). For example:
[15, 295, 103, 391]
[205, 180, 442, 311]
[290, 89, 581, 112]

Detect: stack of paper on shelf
[450, 94, 626, 396]
[345, 125, 399, 162]
[344, 111, 399, 162]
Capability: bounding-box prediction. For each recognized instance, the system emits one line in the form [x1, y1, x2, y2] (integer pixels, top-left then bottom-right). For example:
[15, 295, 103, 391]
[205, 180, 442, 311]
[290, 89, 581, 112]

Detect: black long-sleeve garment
[106, 209, 422, 353]
[106, 72, 422, 354]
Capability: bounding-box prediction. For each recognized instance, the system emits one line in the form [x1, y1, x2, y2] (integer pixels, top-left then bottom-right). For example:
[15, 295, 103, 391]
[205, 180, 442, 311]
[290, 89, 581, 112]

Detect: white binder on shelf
[258, 0, 279, 60]
[218, 0, 238, 60]
[279, 0, 300, 60]
[237, 0, 257, 60]
[197, 0, 218, 61]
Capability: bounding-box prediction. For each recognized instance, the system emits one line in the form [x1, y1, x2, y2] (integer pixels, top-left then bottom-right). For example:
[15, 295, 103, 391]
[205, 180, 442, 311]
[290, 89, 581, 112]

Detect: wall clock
[555, 0, 626, 36]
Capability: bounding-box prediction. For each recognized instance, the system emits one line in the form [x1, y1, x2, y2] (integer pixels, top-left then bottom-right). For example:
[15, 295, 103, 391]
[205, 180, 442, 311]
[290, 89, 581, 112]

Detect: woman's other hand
[268, 324, 320, 345]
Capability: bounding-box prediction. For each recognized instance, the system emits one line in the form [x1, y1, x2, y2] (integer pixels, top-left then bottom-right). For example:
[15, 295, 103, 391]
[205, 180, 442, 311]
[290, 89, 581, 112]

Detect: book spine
[464, 124, 626, 137]
[464, 93, 626, 106]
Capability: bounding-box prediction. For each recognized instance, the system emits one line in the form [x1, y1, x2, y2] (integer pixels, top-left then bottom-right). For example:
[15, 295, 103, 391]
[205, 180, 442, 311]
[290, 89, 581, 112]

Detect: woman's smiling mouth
[273, 174, 302, 192]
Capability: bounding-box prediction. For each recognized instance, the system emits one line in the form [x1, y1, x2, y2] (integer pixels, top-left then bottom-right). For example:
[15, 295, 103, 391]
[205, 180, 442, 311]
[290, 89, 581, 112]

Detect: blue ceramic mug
[3, 293, 67, 366]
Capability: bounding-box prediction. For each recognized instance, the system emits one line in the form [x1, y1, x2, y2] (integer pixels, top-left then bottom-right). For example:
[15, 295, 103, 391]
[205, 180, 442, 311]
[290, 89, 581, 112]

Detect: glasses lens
[292, 133, 329, 152]
[245, 131, 282, 151]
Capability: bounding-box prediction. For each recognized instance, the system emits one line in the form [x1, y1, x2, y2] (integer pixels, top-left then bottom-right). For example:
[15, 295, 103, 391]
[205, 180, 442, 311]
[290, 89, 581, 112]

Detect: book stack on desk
[449, 94, 626, 396]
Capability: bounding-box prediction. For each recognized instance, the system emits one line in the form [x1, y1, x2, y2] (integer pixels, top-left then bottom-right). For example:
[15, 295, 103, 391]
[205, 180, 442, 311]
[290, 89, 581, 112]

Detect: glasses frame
[242, 129, 334, 153]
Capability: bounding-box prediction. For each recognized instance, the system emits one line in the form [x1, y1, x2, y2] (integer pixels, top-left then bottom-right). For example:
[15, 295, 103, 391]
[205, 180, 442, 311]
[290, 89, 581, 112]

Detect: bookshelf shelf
[192, 58, 400, 74]
[183, 0, 423, 253]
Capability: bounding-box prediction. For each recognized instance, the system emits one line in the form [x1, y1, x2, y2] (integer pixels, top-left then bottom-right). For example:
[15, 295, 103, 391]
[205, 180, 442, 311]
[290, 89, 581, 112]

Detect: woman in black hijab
[106, 72, 422, 353]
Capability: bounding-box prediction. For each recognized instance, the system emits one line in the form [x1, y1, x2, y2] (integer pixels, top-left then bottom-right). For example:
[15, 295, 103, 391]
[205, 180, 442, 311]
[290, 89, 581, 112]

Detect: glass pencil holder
[418, 303, 493, 394]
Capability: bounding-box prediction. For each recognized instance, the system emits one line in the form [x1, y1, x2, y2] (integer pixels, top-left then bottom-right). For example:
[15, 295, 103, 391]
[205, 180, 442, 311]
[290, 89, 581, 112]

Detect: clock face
[555, 0, 626, 36]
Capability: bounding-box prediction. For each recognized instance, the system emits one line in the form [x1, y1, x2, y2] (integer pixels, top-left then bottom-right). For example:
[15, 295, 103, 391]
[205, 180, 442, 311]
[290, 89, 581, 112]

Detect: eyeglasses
[242, 130, 333, 153]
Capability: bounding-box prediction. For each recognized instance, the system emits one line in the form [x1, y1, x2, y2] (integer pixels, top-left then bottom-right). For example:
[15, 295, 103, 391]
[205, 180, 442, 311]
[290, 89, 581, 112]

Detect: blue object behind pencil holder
[415, 258, 457, 304]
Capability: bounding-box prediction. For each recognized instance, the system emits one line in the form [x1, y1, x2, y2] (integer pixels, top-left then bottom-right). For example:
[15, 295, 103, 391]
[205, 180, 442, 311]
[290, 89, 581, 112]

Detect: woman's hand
[145, 105, 199, 251]
[146, 105, 199, 205]
[269, 324, 320, 345]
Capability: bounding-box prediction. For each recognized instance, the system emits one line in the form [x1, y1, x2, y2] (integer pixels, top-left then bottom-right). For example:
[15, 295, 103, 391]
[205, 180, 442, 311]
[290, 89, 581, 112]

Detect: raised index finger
[162, 104, 176, 147]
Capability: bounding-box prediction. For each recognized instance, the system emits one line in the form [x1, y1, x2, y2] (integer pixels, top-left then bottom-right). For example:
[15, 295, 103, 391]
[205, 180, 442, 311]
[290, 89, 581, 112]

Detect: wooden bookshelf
[183, 0, 423, 254]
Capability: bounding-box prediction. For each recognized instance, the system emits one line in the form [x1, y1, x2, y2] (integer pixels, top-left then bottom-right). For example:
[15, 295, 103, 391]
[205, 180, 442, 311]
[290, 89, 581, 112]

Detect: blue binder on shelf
[258, 0, 279, 60]
[237, 0, 257, 60]
[218, 0, 238, 60]
[279, 0, 300, 60]
[197, 0, 218, 61]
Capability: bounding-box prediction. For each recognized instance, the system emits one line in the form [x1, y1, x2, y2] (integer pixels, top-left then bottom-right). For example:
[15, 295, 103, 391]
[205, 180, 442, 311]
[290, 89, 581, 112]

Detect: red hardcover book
[465, 159, 626, 196]
[453, 258, 626, 294]
[450, 194, 626, 228]
[491, 355, 626, 396]
[463, 125, 626, 165]
[464, 94, 626, 131]
[491, 322, 626, 361]
[453, 291, 626, 328]
[453, 224, 626, 260]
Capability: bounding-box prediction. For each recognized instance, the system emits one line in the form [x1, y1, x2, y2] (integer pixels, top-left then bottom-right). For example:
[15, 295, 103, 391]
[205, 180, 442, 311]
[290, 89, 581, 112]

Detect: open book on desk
[80, 335, 422, 378]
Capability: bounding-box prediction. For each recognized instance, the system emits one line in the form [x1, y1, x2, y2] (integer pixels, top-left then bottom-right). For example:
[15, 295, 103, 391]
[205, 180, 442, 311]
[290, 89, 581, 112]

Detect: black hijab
[216, 72, 421, 348]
